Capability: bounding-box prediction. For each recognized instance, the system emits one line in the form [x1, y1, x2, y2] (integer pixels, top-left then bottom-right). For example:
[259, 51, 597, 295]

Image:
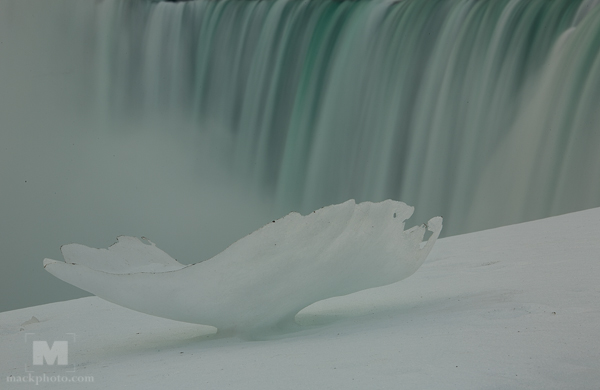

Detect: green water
[96, 0, 600, 235]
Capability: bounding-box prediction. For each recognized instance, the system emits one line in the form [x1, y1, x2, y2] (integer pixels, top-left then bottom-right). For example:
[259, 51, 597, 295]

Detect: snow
[1, 206, 599, 389]
[43, 200, 442, 338]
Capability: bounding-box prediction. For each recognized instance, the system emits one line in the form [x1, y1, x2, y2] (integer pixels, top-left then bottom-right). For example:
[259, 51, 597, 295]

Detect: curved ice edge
[44, 199, 442, 339]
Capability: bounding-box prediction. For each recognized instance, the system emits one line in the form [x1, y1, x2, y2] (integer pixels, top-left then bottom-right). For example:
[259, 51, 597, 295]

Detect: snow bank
[2, 207, 599, 389]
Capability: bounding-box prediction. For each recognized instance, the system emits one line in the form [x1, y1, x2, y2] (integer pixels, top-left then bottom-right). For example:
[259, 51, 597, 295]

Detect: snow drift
[43, 200, 442, 338]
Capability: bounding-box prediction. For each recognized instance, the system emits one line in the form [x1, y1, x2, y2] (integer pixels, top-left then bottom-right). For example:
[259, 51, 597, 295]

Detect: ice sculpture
[44, 200, 441, 338]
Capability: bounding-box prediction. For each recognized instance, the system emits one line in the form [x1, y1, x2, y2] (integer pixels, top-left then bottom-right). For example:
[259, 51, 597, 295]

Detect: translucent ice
[44, 200, 442, 338]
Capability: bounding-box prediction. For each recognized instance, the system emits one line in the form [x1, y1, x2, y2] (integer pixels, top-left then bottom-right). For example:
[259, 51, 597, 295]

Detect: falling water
[92, 0, 600, 236]
[1, 0, 599, 312]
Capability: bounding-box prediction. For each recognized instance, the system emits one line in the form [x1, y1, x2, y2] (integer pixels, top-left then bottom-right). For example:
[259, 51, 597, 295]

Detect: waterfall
[94, 0, 600, 236]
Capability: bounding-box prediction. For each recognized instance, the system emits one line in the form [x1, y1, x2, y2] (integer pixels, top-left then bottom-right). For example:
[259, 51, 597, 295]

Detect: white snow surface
[1, 207, 599, 389]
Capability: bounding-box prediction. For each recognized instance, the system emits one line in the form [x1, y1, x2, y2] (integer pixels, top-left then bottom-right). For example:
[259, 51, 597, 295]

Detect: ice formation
[44, 200, 442, 338]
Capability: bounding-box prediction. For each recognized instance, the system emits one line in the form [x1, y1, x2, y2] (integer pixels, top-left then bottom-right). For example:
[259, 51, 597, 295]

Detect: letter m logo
[33, 341, 68, 365]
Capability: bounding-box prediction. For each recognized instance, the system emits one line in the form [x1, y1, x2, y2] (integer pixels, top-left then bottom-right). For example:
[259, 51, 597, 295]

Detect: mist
[0, 0, 276, 312]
